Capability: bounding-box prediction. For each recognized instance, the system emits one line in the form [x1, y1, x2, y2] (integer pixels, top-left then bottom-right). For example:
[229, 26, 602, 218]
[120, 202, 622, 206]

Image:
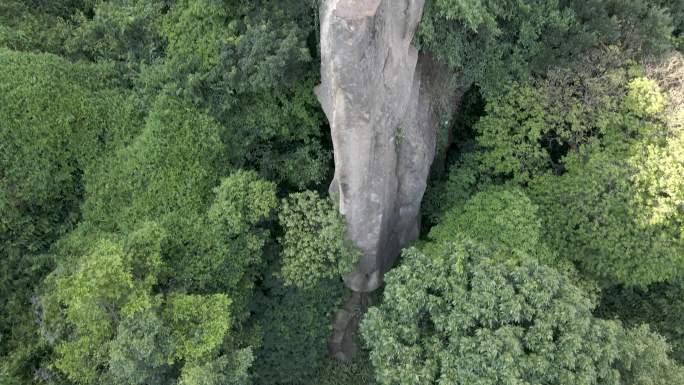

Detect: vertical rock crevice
[316, 0, 460, 359]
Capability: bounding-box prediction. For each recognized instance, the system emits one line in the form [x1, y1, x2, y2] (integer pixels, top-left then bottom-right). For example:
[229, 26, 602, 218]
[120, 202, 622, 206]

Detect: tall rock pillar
[316, 0, 458, 359]
[316, 0, 452, 291]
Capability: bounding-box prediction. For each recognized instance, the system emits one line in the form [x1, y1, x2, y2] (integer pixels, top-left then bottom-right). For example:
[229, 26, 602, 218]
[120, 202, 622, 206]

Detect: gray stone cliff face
[315, 0, 455, 294]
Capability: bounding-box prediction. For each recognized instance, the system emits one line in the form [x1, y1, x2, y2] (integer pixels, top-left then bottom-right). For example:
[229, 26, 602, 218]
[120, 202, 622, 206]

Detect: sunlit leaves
[164, 294, 231, 362]
[362, 239, 683, 384]
[278, 191, 359, 289]
[361, 242, 626, 385]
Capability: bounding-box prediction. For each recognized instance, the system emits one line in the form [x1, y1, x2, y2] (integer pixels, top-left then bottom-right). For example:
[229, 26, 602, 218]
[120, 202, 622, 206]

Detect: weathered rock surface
[315, 0, 456, 294]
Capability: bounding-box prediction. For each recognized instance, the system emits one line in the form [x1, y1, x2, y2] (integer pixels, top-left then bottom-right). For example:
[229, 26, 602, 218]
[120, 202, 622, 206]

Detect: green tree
[361, 241, 683, 385]
[161, 0, 314, 99]
[472, 55, 683, 287]
[203, 170, 278, 310]
[82, 93, 227, 234]
[0, 48, 140, 260]
[251, 273, 348, 385]
[418, 0, 676, 96]
[45, 238, 158, 383]
[177, 351, 253, 385]
[664, 0, 684, 50]
[418, 0, 575, 95]
[250, 191, 359, 384]
[0, 0, 77, 54]
[422, 148, 493, 227]
[40, 223, 253, 385]
[473, 56, 643, 182]
[531, 131, 683, 287]
[475, 83, 559, 182]
[0, 48, 142, 383]
[64, 0, 165, 66]
[218, 79, 331, 189]
[164, 294, 232, 362]
[598, 279, 684, 363]
[108, 310, 173, 385]
[568, 0, 675, 57]
[425, 186, 556, 265]
[155, 0, 331, 189]
[278, 191, 359, 289]
[18, 0, 97, 19]
[82, 95, 278, 303]
[616, 325, 684, 384]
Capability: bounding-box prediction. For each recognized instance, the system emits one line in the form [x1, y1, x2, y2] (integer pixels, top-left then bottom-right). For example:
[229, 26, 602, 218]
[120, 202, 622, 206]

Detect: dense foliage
[425, 186, 553, 263]
[418, 0, 677, 96]
[472, 55, 684, 287]
[1, 0, 683, 384]
[251, 191, 356, 384]
[361, 242, 684, 385]
[365, 1, 683, 384]
[278, 191, 359, 289]
[41, 227, 252, 385]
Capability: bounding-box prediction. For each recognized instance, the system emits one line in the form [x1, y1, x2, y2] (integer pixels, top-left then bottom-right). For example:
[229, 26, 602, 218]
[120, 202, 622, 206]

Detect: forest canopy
[0, 1, 683, 385]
